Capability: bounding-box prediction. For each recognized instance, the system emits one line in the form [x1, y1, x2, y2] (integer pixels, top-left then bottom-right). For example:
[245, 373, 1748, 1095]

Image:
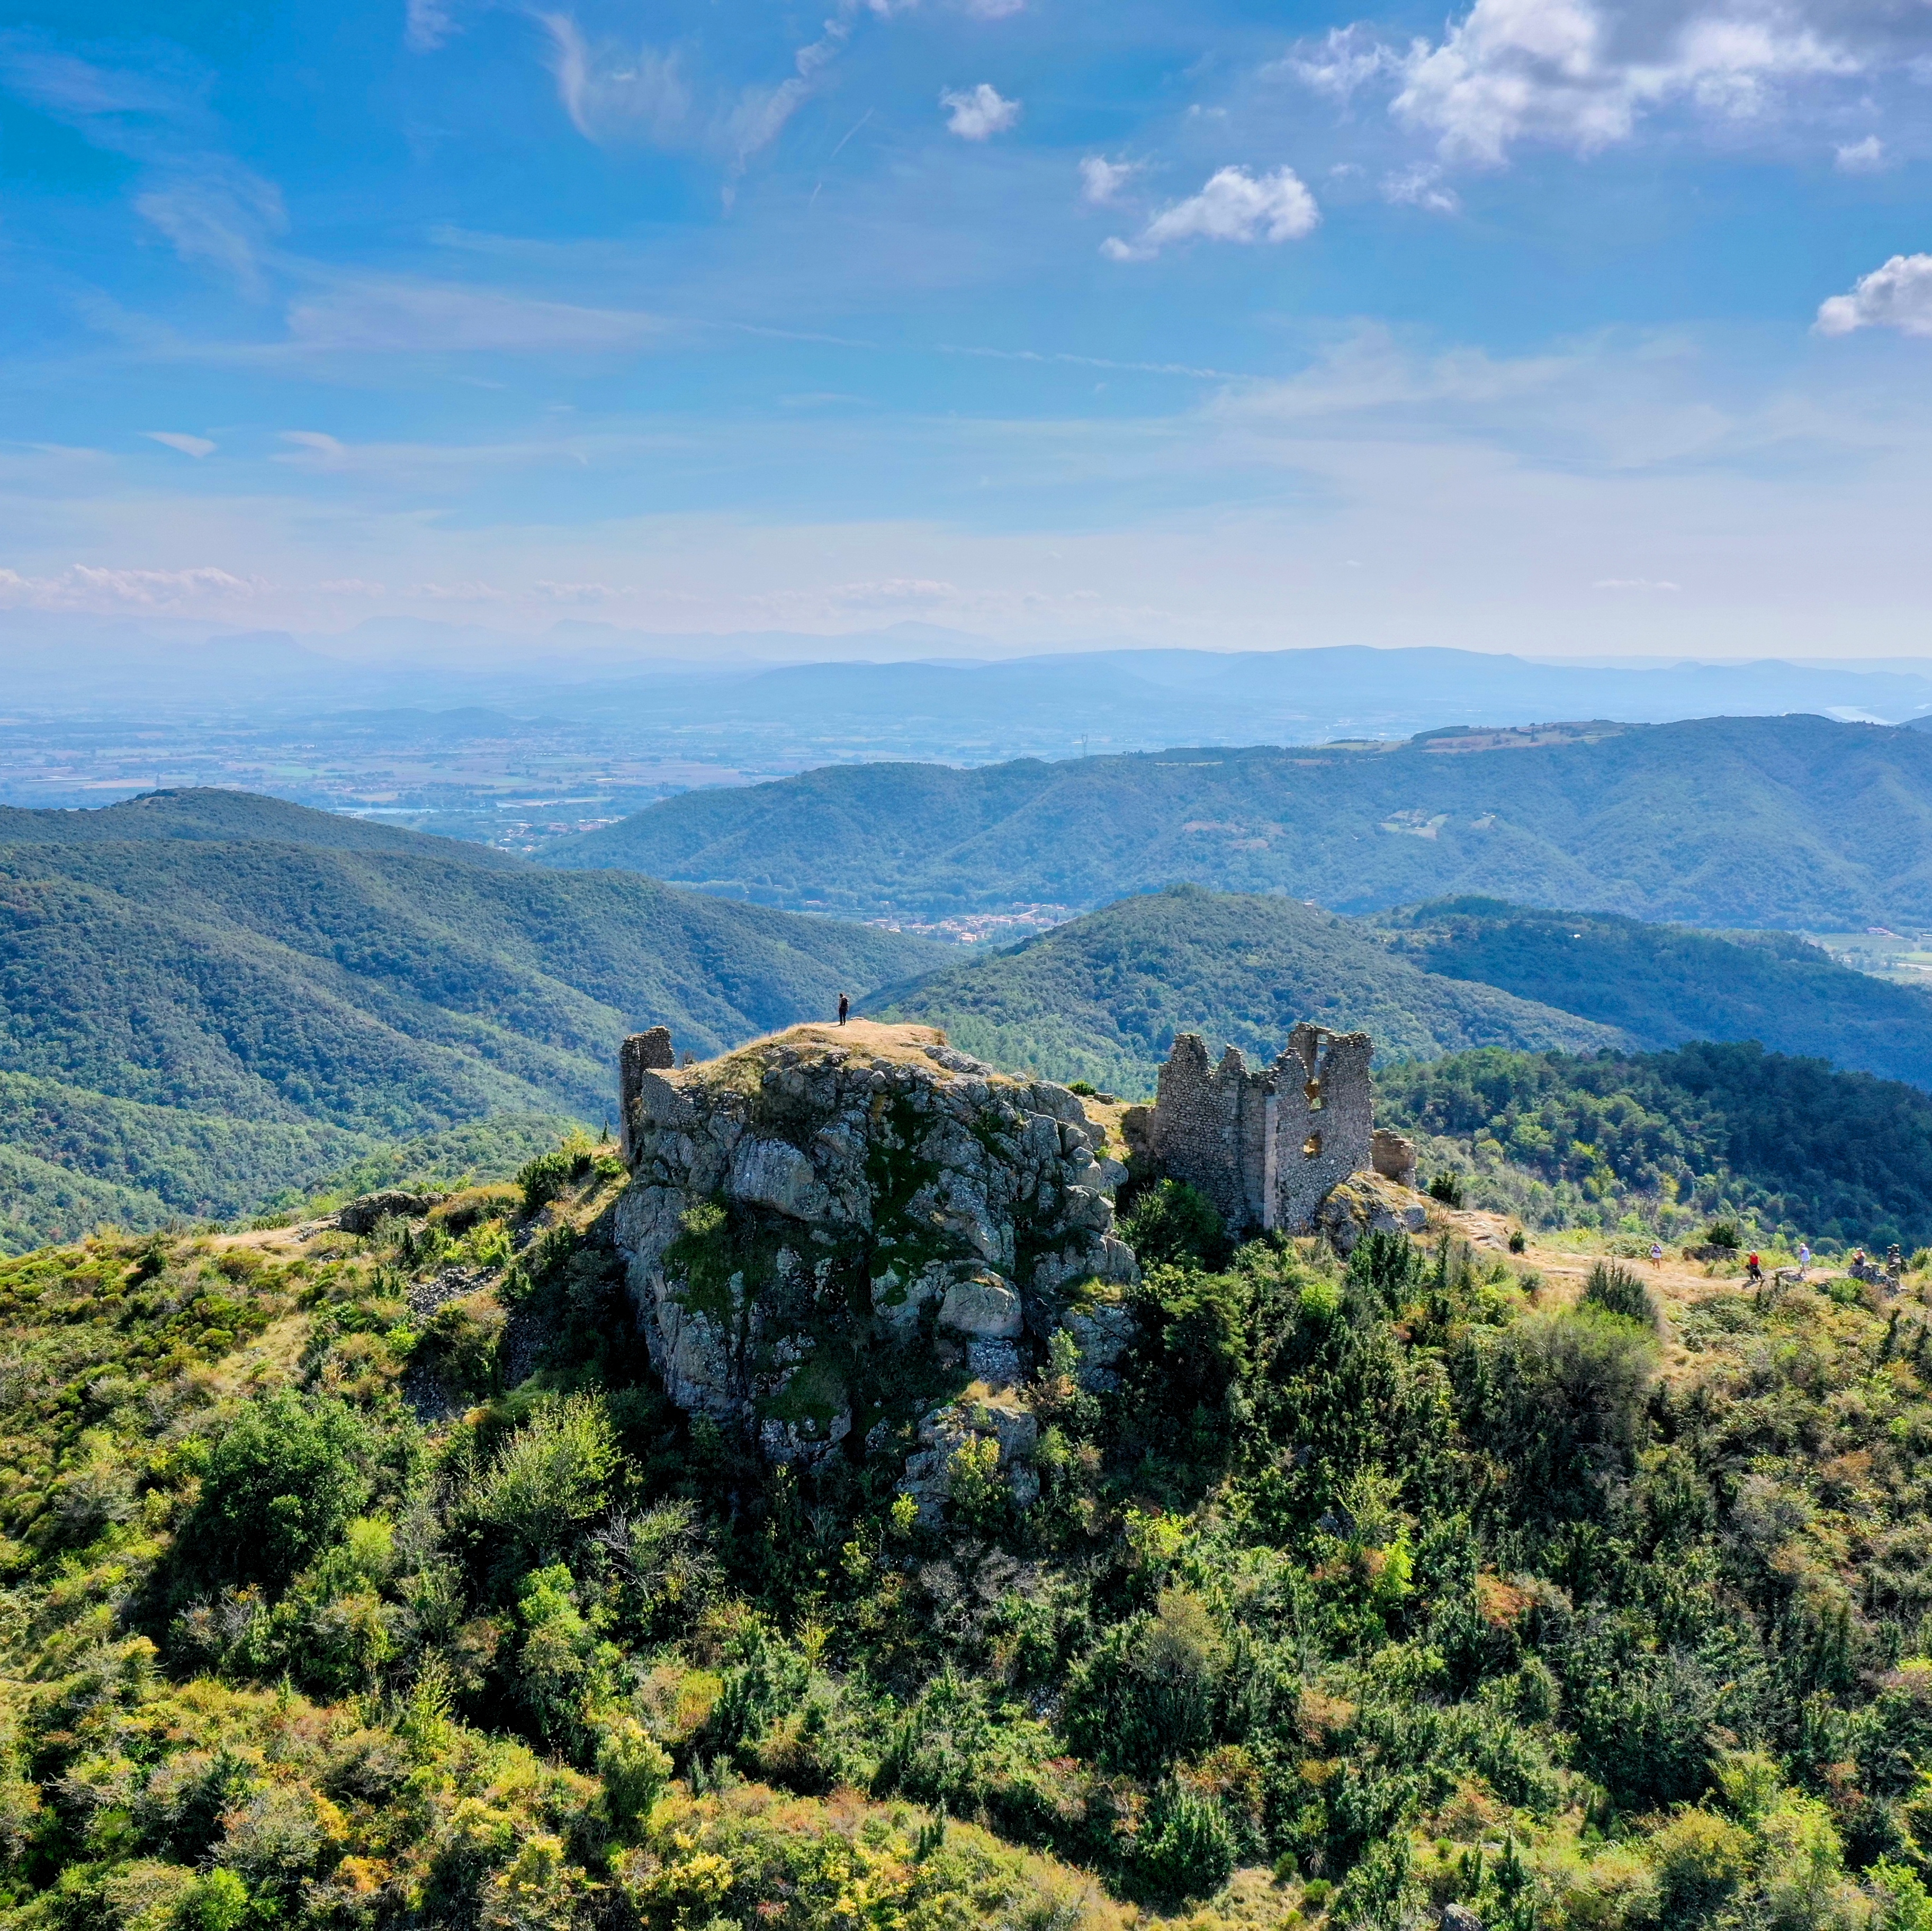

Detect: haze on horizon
[2, 0, 1930, 666]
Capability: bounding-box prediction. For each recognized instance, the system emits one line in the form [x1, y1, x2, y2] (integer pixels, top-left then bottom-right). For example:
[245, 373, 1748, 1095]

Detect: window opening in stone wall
[1302, 1132, 1322, 1159]
[1304, 1078, 1324, 1111]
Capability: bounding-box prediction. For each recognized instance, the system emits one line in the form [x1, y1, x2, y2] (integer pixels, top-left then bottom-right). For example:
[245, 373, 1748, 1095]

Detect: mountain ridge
[542, 714, 1932, 930]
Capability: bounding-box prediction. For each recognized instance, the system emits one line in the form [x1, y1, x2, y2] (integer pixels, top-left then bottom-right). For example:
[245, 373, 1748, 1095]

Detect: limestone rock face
[613, 1024, 1138, 1494]
[1311, 1170, 1428, 1255]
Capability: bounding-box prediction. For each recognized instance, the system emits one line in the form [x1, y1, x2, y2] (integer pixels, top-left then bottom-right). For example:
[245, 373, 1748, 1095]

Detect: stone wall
[1146, 1022, 1374, 1236]
[618, 1026, 675, 1161]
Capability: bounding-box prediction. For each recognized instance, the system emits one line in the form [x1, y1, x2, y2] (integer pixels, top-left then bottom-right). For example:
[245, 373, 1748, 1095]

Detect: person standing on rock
[838, 992, 850, 1025]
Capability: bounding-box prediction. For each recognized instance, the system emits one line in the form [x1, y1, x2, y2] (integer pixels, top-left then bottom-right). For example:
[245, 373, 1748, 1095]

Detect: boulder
[938, 1274, 1023, 1338]
[338, 1190, 443, 1235]
[1311, 1171, 1427, 1255]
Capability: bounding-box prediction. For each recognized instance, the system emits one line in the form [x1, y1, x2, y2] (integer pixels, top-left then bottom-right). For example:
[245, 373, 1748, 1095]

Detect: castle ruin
[618, 1026, 675, 1161]
[1138, 1023, 1376, 1236]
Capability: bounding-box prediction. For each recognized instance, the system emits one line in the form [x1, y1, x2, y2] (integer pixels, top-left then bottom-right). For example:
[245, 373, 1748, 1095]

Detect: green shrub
[1119, 1180, 1227, 1269]
[463, 1391, 618, 1568]
[1428, 1170, 1466, 1207]
[1584, 1258, 1660, 1329]
[1480, 1304, 1659, 1513]
[1134, 1780, 1237, 1903]
[185, 1389, 376, 1591]
[517, 1145, 592, 1218]
[1703, 1219, 1741, 1251]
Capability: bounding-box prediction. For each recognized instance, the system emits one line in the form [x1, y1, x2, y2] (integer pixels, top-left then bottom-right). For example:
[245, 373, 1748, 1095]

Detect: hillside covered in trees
[543, 714, 1932, 931]
[6, 1081, 1932, 1929]
[0, 792, 940, 1249]
[1376, 1040, 1932, 1251]
[867, 886, 1624, 1094]
[1378, 899, 1932, 1090]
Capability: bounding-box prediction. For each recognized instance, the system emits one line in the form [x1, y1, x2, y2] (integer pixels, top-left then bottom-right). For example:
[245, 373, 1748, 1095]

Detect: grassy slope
[0, 792, 944, 1245]
[1383, 897, 1932, 1089]
[544, 714, 1932, 928]
[866, 885, 1628, 1095]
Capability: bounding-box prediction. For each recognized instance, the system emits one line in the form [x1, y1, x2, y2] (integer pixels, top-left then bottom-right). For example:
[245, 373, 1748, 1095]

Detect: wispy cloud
[540, 14, 690, 146]
[1103, 166, 1318, 261]
[143, 431, 216, 457]
[0, 563, 262, 610]
[282, 278, 669, 354]
[941, 82, 1021, 139]
[133, 164, 286, 296]
[1835, 134, 1886, 172]
[405, 0, 457, 52]
[1381, 163, 1460, 212]
[0, 40, 286, 293]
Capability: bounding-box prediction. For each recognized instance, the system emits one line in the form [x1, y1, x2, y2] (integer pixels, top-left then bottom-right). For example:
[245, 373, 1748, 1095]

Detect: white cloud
[536, 580, 633, 601]
[1382, 163, 1461, 212]
[316, 578, 388, 595]
[275, 430, 349, 467]
[143, 432, 215, 458]
[0, 564, 262, 611]
[1102, 166, 1319, 260]
[1297, 0, 1879, 167]
[1816, 254, 1932, 336]
[1392, 0, 1856, 164]
[1594, 576, 1682, 589]
[961, 0, 1026, 14]
[1835, 134, 1886, 170]
[404, 580, 506, 601]
[829, 578, 960, 606]
[405, 0, 456, 51]
[941, 83, 1021, 139]
[1079, 156, 1138, 203]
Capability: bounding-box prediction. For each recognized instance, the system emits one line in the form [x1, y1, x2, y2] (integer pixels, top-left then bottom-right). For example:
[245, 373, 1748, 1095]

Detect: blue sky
[1, 0, 1929, 660]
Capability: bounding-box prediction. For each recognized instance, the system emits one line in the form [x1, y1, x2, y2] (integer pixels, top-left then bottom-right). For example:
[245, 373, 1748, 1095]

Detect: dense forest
[1379, 900, 1932, 1092]
[1376, 1040, 1932, 1252]
[869, 887, 1621, 1096]
[7, 1126, 1932, 1929]
[0, 793, 939, 1248]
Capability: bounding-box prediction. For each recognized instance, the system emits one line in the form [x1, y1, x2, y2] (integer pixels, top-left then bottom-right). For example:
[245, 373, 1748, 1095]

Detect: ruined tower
[1144, 1023, 1374, 1236]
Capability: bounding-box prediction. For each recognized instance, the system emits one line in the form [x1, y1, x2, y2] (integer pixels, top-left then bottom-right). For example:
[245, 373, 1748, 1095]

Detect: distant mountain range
[0, 792, 941, 1248]
[545, 713, 1932, 932]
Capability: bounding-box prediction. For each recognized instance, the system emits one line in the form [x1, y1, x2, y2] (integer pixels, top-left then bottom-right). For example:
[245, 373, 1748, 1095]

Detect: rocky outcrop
[613, 1023, 1138, 1506]
[338, 1189, 443, 1235]
[1310, 1171, 1428, 1255]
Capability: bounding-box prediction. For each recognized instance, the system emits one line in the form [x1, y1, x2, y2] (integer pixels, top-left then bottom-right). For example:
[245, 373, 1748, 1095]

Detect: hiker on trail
[1799, 1242, 1812, 1278]
[1650, 1241, 1664, 1268]
[838, 992, 849, 1025]
[1746, 1251, 1763, 1285]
